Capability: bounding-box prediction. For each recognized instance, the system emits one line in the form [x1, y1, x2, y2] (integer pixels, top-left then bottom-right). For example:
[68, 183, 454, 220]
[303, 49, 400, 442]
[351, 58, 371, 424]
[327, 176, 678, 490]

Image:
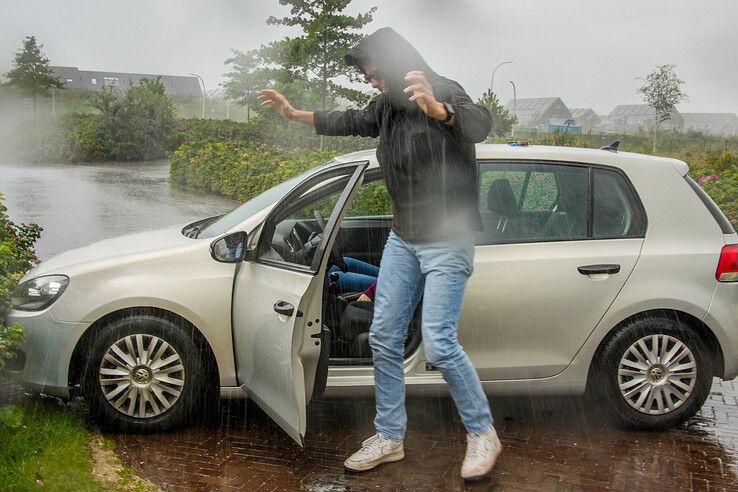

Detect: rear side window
[478, 161, 647, 245]
[479, 162, 588, 244]
[685, 176, 735, 234]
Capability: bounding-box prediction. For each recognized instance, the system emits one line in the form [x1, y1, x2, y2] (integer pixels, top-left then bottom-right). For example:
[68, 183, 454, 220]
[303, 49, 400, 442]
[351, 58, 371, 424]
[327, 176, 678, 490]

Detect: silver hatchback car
[7, 143, 738, 445]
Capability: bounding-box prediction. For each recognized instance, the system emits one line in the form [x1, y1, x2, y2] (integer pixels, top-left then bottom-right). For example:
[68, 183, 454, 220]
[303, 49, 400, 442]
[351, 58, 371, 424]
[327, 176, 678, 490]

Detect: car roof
[332, 144, 689, 176]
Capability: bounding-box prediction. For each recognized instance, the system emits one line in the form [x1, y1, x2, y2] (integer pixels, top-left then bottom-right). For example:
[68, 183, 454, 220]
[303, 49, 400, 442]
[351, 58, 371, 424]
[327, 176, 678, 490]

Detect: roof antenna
[600, 140, 620, 152]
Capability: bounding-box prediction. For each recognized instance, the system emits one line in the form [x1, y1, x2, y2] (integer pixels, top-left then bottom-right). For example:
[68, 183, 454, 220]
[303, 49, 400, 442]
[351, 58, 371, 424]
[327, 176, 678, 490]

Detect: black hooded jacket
[314, 28, 492, 243]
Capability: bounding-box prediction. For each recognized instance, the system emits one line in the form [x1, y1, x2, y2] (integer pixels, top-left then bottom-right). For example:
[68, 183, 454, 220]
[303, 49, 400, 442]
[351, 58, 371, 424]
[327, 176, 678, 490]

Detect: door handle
[578, 264, 621, 275]
[274, 300, 295, 317]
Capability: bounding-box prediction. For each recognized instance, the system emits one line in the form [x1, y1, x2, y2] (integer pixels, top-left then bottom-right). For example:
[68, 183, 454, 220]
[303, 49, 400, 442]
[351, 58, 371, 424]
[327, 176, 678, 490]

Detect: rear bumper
[5, 308, 90, 399]
[704, 282, 738, 380]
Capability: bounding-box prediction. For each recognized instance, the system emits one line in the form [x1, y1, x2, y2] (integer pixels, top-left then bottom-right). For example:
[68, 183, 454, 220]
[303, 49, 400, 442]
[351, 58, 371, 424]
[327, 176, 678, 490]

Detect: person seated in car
[328, 257, 379, 293]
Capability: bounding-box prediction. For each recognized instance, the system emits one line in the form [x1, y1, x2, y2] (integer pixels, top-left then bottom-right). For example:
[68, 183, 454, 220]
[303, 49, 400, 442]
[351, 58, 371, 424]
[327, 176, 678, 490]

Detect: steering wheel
[313, 210, 327, 231]
[281, 227, 305, 262]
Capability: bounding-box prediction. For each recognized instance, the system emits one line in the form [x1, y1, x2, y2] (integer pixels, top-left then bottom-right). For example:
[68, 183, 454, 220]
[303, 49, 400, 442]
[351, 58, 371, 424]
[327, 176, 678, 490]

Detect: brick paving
[107, 378, 738, 491]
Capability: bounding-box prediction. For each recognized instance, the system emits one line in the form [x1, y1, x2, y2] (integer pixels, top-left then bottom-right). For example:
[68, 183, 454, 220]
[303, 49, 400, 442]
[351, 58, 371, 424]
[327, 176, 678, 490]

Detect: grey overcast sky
[1, 0, 736, 115]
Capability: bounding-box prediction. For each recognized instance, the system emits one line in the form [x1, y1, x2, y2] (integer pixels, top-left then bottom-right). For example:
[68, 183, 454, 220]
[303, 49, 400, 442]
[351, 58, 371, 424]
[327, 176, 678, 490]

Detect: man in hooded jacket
[258, 27, 501, 480]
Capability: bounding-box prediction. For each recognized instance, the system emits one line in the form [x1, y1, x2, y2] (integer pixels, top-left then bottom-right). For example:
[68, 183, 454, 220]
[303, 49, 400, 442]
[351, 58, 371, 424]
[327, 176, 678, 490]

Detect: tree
[637, 64, 688, 153]
[3, 36, 64, 115]
[477, 89, 517, 138]
[223, 0, 376, 112]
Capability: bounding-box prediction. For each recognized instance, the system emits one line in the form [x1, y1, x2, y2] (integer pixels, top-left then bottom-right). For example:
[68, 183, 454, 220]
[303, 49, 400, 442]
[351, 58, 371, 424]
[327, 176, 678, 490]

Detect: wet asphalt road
[2, 160, 738, 490]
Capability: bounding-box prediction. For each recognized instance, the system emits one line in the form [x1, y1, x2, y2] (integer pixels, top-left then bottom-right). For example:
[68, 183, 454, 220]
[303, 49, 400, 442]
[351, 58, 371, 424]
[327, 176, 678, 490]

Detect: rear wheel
[81, 315, 206, 432]
[596, 316, 713, 430]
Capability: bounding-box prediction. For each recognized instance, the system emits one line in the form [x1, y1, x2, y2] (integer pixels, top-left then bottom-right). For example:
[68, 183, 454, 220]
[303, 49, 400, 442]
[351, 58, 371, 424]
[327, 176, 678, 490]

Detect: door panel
[232, 263, 316, 443]
[461, 238, 643, 380]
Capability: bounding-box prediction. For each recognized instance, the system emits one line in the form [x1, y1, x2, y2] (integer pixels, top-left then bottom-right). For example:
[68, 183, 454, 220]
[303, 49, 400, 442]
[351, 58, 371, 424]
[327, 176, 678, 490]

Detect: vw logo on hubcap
[649, 365, 665, 382]
[132, 366, 152, 385]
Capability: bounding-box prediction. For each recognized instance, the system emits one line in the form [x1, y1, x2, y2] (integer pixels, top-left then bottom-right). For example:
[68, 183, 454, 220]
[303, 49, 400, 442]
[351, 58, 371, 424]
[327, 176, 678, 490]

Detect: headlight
[11, 275, 70, 311]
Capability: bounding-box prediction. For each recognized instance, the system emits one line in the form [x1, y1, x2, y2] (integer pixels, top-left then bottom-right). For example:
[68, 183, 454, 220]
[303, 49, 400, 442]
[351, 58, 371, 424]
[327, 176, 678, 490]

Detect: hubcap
[618, 334, 697, 415]
[98, 334, 185, 419]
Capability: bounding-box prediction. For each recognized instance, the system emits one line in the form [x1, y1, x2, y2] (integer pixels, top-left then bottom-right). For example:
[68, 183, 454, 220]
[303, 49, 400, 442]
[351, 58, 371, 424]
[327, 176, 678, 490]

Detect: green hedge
[170, 140, 338, 202]
[170, 118, 264, 149]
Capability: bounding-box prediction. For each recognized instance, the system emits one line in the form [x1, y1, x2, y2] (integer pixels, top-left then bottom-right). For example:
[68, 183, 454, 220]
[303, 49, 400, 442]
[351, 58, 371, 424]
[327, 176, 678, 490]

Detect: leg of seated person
[336, 271, 378, 293]
[344, 256, 380, 277]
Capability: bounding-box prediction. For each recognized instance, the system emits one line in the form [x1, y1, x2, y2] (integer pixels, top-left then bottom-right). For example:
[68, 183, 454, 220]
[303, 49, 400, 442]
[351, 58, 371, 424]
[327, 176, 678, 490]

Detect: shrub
[170, 140, 339, 202]
[0, 194, 41, 370]
[170, 118, 263, 149]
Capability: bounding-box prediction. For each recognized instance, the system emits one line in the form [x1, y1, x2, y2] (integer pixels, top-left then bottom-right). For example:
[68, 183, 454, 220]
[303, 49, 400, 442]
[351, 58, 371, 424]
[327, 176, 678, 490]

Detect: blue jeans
[370, 231, 493, 441]
[328, 257, 379, 293]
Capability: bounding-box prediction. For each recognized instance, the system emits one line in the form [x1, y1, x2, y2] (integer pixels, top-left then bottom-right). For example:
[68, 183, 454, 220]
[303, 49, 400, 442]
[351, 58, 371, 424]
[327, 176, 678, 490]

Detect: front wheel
[595, 316, 713, 430]
[81, 315, 205, 432]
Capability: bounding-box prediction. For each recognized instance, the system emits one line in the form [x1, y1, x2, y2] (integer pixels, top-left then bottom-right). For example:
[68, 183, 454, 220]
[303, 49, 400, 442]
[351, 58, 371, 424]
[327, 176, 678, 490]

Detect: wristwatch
[443, 102, 456, 123]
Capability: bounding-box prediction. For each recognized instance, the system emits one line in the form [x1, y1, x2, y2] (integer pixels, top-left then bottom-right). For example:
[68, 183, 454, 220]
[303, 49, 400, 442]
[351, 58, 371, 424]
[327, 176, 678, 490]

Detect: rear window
[685, 176, 735, 234]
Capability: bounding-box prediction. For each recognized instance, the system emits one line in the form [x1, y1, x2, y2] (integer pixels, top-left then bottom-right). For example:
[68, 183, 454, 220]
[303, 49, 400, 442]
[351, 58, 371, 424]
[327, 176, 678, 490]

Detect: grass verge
[0, 398, 159, 491]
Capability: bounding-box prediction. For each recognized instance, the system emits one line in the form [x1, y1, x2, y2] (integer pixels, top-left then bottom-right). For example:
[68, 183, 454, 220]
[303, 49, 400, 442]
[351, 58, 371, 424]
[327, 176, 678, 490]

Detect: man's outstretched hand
[257, 89, 315, 126]
[403, 71, 448, 122]
[257, 89, 293, 120]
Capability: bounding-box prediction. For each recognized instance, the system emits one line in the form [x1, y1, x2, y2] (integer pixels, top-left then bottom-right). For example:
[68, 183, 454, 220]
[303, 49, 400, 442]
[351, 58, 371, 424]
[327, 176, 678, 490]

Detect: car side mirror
[210, 231, 247, 263]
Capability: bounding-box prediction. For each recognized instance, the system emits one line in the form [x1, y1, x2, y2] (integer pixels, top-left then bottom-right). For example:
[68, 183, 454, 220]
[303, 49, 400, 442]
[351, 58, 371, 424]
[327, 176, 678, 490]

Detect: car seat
[481, 179, 520, 241]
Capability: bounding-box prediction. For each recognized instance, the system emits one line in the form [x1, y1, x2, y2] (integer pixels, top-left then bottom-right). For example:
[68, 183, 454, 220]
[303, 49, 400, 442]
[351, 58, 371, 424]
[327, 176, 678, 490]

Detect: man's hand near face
[403, 71, 454, 125]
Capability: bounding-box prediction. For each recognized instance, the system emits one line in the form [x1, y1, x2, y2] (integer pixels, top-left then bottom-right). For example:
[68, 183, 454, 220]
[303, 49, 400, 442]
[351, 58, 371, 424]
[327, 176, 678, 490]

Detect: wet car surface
[107, 377, 738, 491]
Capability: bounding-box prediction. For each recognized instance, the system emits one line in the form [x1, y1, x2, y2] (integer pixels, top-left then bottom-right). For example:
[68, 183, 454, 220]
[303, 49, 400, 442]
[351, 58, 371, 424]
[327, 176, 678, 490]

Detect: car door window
[479, 162, 588, 244]
[257, 167, 357, 269]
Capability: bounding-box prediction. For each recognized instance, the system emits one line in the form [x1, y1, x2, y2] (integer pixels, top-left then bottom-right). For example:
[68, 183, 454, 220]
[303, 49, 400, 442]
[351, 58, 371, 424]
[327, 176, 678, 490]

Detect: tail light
[716, 245, 738, 282]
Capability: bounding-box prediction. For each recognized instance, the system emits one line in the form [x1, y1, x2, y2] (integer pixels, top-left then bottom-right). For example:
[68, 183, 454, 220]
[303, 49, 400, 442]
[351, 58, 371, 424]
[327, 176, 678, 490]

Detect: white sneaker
[461, 427, 502, 480]
[344, 433, 404, 472]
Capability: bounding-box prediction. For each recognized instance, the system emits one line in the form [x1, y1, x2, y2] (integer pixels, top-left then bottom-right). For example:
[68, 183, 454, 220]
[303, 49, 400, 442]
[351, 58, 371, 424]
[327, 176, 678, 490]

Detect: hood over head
[345, 27, 439, 111]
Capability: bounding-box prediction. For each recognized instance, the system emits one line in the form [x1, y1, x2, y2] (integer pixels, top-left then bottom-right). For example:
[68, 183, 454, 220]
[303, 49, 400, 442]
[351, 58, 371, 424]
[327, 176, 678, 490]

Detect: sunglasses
[364, 70, 385, 84]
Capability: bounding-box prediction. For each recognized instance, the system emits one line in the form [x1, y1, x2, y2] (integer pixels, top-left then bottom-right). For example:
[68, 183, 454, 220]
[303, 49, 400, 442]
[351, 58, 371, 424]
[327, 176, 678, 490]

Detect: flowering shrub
[690, 168, 738, 229]
[0, 194, 41, 370]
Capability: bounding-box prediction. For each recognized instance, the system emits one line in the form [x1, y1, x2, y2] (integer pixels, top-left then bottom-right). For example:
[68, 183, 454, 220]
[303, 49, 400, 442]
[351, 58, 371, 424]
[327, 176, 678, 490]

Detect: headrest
[487, 179, 518, 214]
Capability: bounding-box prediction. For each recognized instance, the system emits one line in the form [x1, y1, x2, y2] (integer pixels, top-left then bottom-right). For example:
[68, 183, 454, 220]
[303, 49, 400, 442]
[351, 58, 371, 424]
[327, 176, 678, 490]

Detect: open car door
[231, 161, 368, 445]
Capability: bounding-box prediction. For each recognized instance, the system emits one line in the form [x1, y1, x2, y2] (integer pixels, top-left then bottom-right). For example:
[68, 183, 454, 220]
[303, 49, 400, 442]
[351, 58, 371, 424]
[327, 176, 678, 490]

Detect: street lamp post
[509, 80, 517, 137]
[190, 73, 206, 118]
[490, 61, 512, 93]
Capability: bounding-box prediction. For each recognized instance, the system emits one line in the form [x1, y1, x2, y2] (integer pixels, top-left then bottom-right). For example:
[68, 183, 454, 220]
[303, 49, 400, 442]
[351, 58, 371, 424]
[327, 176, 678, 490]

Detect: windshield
[197, 160, 338, 239]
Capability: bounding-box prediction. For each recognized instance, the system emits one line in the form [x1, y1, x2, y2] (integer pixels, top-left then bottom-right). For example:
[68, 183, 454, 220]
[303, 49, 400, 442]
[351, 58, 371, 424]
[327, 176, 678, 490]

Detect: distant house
[503, 97, 573, 132]
[569, 108, 601, 133]
[51, 66, 201, 97]
[681, 113, 738, 137]
[600, 104, 684, 134]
